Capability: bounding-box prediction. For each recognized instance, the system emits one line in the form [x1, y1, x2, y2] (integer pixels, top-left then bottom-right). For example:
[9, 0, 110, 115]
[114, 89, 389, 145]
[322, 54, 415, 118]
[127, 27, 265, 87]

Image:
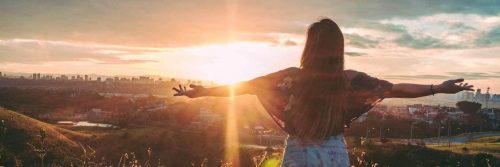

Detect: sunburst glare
[224, 85, 240, 166]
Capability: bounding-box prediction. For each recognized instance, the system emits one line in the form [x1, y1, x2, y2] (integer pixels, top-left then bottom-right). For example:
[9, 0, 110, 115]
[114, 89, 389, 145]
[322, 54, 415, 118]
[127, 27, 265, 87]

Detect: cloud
[344, 33, 379, 48]
[394, 33, 462, 49]
[345, 52, 366, 57]
[447, 72, 500, 80]
[474, 26, 500, 47]
[283, 40, 298, 46]
[382, 72, 500, 80]
[450, 22, 476, 31]
[367, 23, 407, 33]
[380, 14, 500, 49]
[0, 39, 159, 64]
[382, 74, 450, 80]
[1, 1, 498, 47]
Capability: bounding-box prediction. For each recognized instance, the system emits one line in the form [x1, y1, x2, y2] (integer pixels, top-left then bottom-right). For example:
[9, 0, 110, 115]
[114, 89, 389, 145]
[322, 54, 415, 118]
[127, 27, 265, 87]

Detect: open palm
[172, 84, 205, 98]
[437, 78, 474, 94]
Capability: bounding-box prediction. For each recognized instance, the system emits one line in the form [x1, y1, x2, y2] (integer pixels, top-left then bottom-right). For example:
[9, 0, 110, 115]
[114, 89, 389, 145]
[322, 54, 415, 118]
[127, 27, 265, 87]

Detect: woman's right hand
[172, 84, 205, 98]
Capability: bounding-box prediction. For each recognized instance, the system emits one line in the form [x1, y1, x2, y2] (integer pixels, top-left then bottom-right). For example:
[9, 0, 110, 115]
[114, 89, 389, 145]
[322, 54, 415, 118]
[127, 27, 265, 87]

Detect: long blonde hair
[289, 18, 348, 140]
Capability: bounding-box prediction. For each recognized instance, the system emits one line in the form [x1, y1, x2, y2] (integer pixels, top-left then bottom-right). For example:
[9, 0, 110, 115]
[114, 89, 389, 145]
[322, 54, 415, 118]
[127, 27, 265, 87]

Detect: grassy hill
[429, 135, 500, 157]
[0, 105, 498, 166]
[0, 106, 226, 166]
[0, 108, 90, 166]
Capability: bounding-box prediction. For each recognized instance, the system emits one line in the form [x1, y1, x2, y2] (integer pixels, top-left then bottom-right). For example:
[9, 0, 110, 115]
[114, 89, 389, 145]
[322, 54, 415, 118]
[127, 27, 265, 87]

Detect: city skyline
[0, 1, 499, 90]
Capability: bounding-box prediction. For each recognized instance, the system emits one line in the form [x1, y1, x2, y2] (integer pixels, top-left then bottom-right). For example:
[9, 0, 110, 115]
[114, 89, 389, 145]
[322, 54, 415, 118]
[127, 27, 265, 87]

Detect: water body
[57, 121, 117, 128]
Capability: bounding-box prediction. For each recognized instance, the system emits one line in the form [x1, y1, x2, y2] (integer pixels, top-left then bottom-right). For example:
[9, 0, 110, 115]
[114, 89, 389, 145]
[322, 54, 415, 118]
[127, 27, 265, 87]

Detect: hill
[0, 108, 90, 166]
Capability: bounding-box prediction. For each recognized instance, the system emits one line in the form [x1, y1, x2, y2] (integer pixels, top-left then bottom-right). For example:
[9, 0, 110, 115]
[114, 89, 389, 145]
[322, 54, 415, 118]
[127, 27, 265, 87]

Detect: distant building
[481, 108, 500, 128]
[492, 94, 500, 102]
[372, 104, 388, 112]
[456, 91, 475, 101]
[198, 108, 221, 125]
[84, 75, 88, 81]
[97, 77, 102, 82]
[185, 108, 223, 132]
[60, 75, 68, 80]
[0, 72, 2, 77]
[145, 101, 168, 112]
[390, 106, 409, 113]
[253, 125, 271, 134]
[76, 75, 83, 80]
[446, 111, 465, 120]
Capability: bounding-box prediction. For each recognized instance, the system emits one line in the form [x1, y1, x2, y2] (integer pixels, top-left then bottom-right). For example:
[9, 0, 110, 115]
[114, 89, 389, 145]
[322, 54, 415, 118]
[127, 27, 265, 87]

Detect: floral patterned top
[245, 67, 393, 136]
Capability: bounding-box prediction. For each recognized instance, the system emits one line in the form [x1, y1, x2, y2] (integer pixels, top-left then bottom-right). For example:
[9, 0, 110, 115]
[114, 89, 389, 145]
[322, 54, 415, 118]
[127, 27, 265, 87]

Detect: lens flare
[224, 85, 240, 166]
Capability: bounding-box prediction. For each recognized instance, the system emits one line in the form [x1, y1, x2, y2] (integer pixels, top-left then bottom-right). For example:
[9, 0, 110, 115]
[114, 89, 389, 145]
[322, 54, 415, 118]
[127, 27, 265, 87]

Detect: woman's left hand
[436, 78, 474, 94]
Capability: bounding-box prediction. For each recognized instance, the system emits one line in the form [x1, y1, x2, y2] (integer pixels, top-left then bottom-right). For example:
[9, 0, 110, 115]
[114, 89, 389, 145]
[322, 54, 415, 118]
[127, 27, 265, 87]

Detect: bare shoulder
[274, 67, 301, 76]
[252, 67, 300, 82]
[283, 67, 300, 72]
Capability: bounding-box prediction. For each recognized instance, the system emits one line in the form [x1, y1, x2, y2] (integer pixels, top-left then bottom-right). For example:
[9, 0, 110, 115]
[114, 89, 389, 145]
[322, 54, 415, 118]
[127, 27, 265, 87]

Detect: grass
[0, 108, 91, 166]
[428, 136, 500, 156]
[0, 107, 498, 166]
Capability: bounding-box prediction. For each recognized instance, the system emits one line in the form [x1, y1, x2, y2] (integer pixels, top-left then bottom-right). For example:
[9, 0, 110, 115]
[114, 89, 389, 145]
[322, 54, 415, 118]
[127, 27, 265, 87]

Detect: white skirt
[281, 134, 350, 167]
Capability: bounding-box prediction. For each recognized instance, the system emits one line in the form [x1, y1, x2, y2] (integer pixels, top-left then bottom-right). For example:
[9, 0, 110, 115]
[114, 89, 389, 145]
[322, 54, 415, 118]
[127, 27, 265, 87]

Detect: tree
[456, 101, 483, 133]
[456, 101, 481, 114]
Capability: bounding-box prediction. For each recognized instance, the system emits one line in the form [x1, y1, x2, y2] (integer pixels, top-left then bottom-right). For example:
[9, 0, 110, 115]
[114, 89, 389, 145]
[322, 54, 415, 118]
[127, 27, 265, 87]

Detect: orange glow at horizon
[199, 43, 260, 84]
[224, 85, 240, 166]
[184, 42, 278, 85]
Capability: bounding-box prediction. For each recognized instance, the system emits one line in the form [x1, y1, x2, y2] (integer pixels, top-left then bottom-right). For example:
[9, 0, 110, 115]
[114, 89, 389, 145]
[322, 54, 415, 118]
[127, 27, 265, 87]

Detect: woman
[172, 18, 474, 167]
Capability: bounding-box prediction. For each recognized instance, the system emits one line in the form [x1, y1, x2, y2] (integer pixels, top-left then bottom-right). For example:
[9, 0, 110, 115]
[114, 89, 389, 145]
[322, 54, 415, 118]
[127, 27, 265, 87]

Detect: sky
[0, 0, 499, 92]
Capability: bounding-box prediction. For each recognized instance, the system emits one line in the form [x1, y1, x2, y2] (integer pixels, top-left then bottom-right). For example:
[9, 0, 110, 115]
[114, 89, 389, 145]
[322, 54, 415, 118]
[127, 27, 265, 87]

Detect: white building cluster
[456, 87, 500, 107]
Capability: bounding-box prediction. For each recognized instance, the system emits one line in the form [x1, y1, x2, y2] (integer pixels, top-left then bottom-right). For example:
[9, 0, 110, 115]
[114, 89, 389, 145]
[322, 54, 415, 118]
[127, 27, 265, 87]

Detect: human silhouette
[173, 18, 474, 167]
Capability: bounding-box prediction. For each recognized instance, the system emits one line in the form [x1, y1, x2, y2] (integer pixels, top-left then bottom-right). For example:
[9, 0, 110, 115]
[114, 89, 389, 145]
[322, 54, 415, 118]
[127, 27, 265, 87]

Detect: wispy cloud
[345, 52, 367, 57]
[382, 72, 500, 81]
[344, 34, 379, 48]
[379, 14, 500, 49]
[394, 32, 463, 49]
[475, 26, 500, 47]
[0, 39, 160, 64]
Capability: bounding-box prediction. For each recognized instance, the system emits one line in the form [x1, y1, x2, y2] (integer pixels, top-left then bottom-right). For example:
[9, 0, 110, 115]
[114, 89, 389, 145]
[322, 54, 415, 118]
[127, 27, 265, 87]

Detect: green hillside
[0, 108, 89, 166]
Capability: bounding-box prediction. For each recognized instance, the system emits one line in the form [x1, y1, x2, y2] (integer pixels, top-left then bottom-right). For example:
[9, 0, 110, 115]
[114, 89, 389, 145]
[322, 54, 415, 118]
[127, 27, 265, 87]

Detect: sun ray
[224, 84, 240, 166]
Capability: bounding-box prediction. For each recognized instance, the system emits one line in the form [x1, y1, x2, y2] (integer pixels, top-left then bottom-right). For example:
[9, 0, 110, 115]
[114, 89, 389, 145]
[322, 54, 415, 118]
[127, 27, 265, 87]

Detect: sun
[188, 42, 270, 84]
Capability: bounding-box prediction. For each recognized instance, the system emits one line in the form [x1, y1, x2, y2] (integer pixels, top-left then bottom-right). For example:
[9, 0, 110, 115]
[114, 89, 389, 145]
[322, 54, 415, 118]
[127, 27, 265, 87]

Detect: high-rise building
[492, 94, 500, 102]
[36, 73, 41, 80]
[475, 89, 483, 101]
[33, 73, 37, 80]
[456, 91, 475, 101]
[0, 72, 2, 77]
[85, 75, 89, 81]
[76, 75, 83, 80]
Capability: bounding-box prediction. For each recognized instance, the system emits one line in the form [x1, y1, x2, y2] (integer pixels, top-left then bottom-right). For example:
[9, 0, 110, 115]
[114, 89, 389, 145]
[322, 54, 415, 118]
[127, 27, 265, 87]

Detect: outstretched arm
[173, 67, 297, 98]
[388, 78, 474, 98]
[172, 82, 254, 98]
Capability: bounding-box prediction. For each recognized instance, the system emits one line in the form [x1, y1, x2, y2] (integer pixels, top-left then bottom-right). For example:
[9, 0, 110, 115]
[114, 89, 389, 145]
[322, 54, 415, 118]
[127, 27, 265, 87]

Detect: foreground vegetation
[429, 136, 500, 156]
[0, 107, 498, 166]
